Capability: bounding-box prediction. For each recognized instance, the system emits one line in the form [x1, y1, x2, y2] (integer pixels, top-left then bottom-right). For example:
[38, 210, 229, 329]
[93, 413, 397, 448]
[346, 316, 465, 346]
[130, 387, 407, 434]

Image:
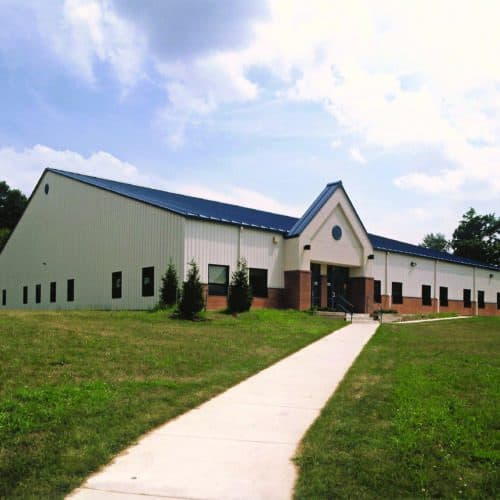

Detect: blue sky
[1, 0, 499, 243]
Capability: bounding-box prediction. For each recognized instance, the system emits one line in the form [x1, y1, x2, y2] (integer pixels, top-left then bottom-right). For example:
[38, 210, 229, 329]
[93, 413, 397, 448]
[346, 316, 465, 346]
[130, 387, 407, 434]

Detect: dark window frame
[249, 268, 268, 298]
[67, 279, 75, 302]
[463, 288, 471, 308]
[439, 286, 448, 307]
[497, 292, 500, 310]
[374, 280, 381, 303]
[35, 284, 41, 304]
[142, 266, 155, 297]
[1, 289, 5, 306]
[112, 271, 122, 299]
[208, 264, 229, 296]
[478, 290, 485, 309]
[23, 286, 28, 305]
[391, 282, 403, 305]
[422, 284, 432, 306]
[50, 282, 56, 303]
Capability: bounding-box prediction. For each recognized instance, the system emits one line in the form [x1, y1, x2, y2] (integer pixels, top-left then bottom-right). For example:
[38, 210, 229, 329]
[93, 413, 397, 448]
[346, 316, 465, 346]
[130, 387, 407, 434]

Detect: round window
[44, 183, 49, 195]
[332, 225, 342, 240]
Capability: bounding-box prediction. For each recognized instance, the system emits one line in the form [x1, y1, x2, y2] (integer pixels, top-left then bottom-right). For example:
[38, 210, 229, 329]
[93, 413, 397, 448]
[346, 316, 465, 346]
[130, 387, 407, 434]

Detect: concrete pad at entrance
[69, 321, 378, 500]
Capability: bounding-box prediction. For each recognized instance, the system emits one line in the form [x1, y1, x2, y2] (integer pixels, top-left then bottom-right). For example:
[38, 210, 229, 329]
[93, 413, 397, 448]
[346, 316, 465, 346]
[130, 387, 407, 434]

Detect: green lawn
[0, 309, 344, 498]
[294, 316, 500, 499]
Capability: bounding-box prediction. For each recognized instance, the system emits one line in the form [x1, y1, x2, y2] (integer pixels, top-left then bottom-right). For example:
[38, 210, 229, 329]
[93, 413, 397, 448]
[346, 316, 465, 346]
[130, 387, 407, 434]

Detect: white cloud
[0, 145, 302, 216]
[349, 147, 366, 164]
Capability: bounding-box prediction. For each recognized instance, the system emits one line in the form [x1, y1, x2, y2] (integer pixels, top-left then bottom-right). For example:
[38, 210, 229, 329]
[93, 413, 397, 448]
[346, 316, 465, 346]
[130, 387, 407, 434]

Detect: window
[112, 271, 122, 299]
[50, 282, 56, 303]
[67, 279, 75, 302]
[439, 286, 448, 307]
[374, 280, 381, 303]
[391, 282, 403, 304]
[463, 289, 471, 308]
[23, 286, 28, 305]
[35, 284, 41, 304]
[142, 267, 154, 297]
[1, 289, 6, 306]
[497, 292, 500, 310]
[422, 285, 432, 306]
[249, 268, 268, 298]
[478, 290, 485, 309]
[208, 264, 229, 296]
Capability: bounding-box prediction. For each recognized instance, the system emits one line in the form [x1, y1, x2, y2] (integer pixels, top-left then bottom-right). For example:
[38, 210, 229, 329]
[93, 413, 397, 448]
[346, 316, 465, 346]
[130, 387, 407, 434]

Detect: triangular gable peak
[284, 183, 373, 271]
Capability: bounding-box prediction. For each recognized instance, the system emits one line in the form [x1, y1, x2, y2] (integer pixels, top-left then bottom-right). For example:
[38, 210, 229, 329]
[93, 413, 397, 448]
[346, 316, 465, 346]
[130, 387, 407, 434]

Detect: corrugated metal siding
[240, 228, 284, 288]
[184, 220, 284, 288]
[184, 220, 240, 282]
[0, 171, 184, 310]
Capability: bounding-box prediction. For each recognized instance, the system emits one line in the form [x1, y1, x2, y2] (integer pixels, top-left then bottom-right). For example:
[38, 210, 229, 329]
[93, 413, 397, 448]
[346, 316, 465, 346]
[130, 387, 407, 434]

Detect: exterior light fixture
[490, 273, 494, 279]
[303, 244, 311, 251]
[410, 261, 417, 267]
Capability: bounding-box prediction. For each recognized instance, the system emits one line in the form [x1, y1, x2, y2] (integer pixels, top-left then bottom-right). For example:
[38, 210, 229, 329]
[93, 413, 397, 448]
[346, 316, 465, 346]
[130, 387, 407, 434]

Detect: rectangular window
[142, 267, 154, 297]
[23, 286, 28, 304]
[112, 271, 122, 299]
[50, 282, 56, 303]
[478, 290, 485, 309]
[463, 289, 471, 308]
[208, 264, 229, 296]
[249, 268, 268, 298]
[391, 282, 403, 304]
[67, 279, 75, 302]
[439, 286, 448, 307]
[422, 285, 432, 306]
[374, 280, 381, 303]
[497, 292, 500, 310]
[1, 289, 6, 306]
[35, 284, 41, 304]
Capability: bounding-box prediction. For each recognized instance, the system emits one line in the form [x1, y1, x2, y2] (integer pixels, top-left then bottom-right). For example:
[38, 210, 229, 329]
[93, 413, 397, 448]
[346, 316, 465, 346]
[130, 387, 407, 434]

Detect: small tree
[178, 260, 204, 319]
[227, 258, 253, 314]
[159, 260, 179, 307]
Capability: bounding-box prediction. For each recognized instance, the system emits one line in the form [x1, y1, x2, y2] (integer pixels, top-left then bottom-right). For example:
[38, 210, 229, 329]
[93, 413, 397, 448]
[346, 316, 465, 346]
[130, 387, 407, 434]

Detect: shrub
[227, 258, 253, 314]
[178, 260, 205, 319]
[159, 260, 179, 307]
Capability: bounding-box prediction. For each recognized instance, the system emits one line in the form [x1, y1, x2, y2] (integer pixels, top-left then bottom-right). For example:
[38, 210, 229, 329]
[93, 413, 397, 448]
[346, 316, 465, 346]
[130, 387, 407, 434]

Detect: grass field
[0, 308, 344, 498]
[294, 316, 500, 499]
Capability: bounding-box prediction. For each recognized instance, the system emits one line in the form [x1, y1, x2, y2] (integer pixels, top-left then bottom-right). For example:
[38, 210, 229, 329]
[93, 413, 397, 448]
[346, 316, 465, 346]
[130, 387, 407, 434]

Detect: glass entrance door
[327, 265, 349, 309]
[310, 263, 321, 308]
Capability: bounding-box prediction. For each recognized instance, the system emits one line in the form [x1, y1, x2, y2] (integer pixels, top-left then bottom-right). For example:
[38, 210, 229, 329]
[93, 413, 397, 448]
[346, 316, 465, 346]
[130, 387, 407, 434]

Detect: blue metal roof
[368, 233, 500, 272]
[48, 168, 499, 271]
[48, 168, 299, 233]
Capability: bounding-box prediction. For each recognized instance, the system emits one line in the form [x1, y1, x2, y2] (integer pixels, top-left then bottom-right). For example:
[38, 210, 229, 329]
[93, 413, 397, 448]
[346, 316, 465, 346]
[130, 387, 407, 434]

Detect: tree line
[421, 208, 499, 266]
[0, 181, 28, 251]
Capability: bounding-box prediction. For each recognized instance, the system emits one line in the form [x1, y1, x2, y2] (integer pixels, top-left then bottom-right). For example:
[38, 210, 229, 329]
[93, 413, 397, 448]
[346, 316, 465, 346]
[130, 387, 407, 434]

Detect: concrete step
[350, 313, 376, 323]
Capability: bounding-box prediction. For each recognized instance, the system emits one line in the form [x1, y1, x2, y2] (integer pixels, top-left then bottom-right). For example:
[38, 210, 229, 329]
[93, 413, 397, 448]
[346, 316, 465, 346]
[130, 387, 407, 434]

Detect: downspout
[434, 259, 438, 313]
[385, 251, 389, 308]
[473, 267, 477, 316]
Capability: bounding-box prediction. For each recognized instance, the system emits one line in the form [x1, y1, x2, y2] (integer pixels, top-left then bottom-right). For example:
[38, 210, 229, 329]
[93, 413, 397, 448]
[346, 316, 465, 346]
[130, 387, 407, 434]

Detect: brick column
[284, 270, 311, 310]
[320, 275, 328, 308]
[348, 277, 374, 313]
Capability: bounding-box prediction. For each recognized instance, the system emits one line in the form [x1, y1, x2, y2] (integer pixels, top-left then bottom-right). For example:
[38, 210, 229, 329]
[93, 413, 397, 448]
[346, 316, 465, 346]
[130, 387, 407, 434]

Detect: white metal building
[0, 168, 499, 315]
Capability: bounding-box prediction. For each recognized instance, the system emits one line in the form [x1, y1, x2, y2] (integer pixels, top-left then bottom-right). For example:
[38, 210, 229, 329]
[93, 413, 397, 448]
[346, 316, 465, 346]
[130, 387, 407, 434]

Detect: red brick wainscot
[203, 285, 285, 311]
[478, 302, 500, 316]
[378, 295, 439, 314]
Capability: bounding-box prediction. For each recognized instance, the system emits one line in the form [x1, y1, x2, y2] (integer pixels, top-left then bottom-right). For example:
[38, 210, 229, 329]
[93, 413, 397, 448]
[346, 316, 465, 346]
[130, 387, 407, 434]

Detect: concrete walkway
[398, 315, 473, 324]
[69, 321, 378, 500]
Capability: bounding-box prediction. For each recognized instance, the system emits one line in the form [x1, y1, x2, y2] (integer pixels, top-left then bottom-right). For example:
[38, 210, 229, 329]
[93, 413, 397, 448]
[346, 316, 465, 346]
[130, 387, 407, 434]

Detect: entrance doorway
[327, 265, 349, 310]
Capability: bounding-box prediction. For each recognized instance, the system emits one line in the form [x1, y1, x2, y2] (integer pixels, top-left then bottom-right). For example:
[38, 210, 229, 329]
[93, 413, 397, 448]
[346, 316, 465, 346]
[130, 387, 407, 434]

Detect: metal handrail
[336, 295, 354, 322]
